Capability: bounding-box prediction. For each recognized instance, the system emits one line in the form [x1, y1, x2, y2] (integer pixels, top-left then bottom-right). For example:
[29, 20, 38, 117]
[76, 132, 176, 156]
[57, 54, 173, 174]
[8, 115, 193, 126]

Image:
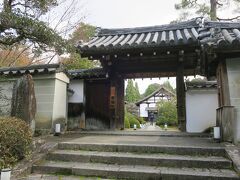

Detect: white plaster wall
[52, 74, 69, 131]
[140, 104, 148, 117]
[68, 79, 84, 103]
[186, 89, 218, 133]
[34, 78, 55, 130]
[226, 58, 240, 143]
[149, 103, 156, 108]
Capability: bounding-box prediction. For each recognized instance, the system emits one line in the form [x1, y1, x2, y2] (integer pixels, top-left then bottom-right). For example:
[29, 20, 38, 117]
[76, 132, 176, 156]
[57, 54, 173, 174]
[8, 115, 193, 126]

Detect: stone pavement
[67, 135, 223, 148]
[138, 122, 162, 131]
[69, 129, 211, 138]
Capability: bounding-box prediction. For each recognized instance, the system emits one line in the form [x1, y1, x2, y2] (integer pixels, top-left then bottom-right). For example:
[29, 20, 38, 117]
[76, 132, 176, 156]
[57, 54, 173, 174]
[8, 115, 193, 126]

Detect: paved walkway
[68, 134, 223, 148]
[139, 122, 162, 131]
[68, 130, 211, 138]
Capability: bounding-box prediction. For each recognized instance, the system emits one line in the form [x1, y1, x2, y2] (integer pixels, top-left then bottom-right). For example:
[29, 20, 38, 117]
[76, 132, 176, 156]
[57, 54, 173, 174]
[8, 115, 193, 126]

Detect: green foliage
[136, 116, 146, 124]
[62, 23, 99, 70]
[124, 116, 130, 129]
[124, 112, 140, 129]
[0, 1, 71, 55]
[143, 83, 160, 97]
[162, 81, 175, 93]
[156, 99, 177, 126]
[69, 23, 96, 45]
[125, 80, 141, 103]
[61, 53, 99, 70]
[0, 117, 32, 169]
[135, 82, 141, 99]
[143, 81, 175, 98]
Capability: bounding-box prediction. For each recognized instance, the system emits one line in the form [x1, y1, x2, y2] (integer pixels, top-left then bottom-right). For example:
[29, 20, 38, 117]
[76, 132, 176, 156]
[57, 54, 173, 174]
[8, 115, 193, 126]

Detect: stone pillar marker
[11, 74, 36, 133]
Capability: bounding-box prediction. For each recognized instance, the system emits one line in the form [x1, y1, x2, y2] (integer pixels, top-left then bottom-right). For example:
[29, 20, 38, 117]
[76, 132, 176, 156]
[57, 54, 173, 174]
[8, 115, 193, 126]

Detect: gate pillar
[176, 51, 186, 131]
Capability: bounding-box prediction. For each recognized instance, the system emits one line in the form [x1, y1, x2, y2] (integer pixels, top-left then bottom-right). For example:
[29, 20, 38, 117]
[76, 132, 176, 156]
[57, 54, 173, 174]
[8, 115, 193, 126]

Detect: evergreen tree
[143, 83, 161, 97]
[175, 0, 240, 21]
[134, 82, 141, 100]
[162, 81, 175, 93]
[61, 23, 99, 70]
[0, 0, 70, 54]
[125, 80, 141, 103]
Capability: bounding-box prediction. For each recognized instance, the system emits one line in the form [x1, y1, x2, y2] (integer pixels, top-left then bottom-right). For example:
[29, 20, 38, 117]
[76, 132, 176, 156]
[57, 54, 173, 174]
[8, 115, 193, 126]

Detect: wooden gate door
[85, 79, 110, 129]
[216, 60, 233, 142]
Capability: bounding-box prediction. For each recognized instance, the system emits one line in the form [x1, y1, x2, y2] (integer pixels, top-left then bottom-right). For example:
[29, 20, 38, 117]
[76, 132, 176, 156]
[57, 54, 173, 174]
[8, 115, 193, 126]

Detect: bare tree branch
[217, 15, 240, 21]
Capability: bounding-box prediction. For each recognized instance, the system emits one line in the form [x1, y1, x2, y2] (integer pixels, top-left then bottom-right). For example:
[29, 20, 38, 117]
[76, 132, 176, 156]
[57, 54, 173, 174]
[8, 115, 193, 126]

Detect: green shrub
[124, 116, 130, 128]
[0, 117, 32, 169]
[156, 99, 177, 126]
[137, 117, 146, 124]
[127, 113, 140, 128]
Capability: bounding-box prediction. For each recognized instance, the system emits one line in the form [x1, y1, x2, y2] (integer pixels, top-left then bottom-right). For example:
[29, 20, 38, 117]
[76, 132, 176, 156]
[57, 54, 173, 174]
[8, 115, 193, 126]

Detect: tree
[125, 80, 141, 103]
[143, 83, 161, 97]
[61, 53, 99, 70]
[162, 81, 175, 93]
[0, 46, 32, 67]
[0, 0, 73, 57]
[134, 82, 141, 100]
[142, 81, 175, 98]
[69, 23, 96, 45]
[156, 98, 177, 126]
[175, 0, 240, 21]
[61, 23, 99, 70]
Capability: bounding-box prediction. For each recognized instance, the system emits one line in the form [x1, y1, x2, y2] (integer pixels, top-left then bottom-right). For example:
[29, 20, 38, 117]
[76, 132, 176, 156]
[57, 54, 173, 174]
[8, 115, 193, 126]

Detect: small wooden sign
[110, 86, 116, 109]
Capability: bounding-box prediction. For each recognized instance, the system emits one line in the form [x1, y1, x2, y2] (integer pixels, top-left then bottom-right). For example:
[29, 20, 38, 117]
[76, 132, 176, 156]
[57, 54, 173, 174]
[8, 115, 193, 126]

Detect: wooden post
[109, 71, 124, 130]
[176, 51, 186, 131]
[115, 76, 124, 129]
[109, 78, 117, 129]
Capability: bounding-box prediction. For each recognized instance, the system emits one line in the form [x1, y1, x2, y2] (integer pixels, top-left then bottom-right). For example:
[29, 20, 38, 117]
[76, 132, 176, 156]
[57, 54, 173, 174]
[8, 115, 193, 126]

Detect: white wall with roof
[0, 71, 70, 133]
[68, 79, 84, 103]
[186, 88, 218, 133]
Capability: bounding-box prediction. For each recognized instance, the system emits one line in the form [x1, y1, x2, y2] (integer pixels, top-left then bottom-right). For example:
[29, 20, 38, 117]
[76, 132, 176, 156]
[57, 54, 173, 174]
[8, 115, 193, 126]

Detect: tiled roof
[78, 19, 200, 52]
[198, 21, 240, 48]
[68, 68, 107, 79]
[78, 18, 240, 55]
[0, 64, 62, 76]
[185, 81, 217, 89]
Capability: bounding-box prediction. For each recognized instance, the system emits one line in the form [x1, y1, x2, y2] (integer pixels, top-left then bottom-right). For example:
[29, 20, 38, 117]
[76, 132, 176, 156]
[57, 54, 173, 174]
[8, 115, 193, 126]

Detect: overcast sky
[82, 0, 181, 28]
[52, 0, 236, 94]
[80, 0, 184, 93]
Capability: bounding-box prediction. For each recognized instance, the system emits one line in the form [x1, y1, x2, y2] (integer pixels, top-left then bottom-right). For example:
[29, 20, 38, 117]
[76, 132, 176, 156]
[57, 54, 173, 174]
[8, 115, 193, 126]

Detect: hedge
[0, 117, 32, 169]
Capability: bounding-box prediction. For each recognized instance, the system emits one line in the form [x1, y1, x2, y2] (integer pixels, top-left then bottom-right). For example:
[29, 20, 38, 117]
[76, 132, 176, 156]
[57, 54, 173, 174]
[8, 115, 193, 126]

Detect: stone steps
[32, 140, 239, 179]
[58, 142, 227, 156]
[33, 161, 239, 180]
[47, 150, 232, 169]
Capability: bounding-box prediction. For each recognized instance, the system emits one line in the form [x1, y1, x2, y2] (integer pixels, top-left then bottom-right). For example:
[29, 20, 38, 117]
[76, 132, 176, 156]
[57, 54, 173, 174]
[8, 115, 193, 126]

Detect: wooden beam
[176, 51, 186, 131]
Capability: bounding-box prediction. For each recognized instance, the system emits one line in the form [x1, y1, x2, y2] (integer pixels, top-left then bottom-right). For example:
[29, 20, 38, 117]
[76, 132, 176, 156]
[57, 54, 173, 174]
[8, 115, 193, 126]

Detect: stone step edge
[47, 150, 232, 169]
[32, 162, 239, 179]
[66, 131, 212, 138]
[21, 174, 112, 180]
[58, 142, 227, 156]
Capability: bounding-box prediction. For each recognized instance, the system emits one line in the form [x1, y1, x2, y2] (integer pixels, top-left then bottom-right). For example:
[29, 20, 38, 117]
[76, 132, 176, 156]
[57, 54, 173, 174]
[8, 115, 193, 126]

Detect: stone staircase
[32, 140, 239, 180]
